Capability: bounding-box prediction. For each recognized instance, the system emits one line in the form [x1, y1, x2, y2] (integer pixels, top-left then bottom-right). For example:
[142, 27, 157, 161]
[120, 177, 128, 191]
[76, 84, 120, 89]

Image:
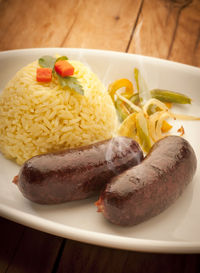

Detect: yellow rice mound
[0, 60, 117, 165]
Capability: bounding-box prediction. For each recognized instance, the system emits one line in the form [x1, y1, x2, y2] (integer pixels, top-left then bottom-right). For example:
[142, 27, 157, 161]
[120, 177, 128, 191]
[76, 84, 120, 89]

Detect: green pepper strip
[129, 93, 140, 105]
[135, 111, 152, 153]
[150, 89, 191, 104]
[134, 68, 140, 92]
[115, 99, 130, 122]
[134, 68, 151, 104]
[118, 113, 138, 141]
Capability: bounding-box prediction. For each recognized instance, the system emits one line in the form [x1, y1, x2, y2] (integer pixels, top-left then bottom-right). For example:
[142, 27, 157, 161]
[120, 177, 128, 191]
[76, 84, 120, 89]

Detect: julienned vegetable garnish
[37, 55, 84, 95]
[150, 89, 191, 104]
[109, 68, 200, 153]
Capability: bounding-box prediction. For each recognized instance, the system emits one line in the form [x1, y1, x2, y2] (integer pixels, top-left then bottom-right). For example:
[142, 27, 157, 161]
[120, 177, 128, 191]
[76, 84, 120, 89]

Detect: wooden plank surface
[128, 0, 200, 66]
[0, 0, 143, 52]
[0, 0, 80, 49]
[168, 0, 200, 66]
[61, 0, 143, 51]
[56, 240, 200, 273]
[1, 217, 199, 273]
[0, 0, 200, 272]
[0, 0, 199, 66]
[0, 217, 63, 273]
[0, 217, 25, 273]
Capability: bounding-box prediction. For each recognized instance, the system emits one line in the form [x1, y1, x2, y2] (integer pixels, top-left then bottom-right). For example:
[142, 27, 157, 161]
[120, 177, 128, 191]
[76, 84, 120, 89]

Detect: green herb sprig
[38, 55, 84, 95]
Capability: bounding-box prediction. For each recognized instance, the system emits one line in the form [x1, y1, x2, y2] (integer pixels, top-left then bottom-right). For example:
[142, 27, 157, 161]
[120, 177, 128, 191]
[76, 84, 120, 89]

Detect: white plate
[0, 48, 200, 254]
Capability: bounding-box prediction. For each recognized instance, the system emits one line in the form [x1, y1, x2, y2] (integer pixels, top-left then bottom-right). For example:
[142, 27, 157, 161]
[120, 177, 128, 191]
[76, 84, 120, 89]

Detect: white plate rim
[1, 203, 200, 254]
[0, 48, 200, 254]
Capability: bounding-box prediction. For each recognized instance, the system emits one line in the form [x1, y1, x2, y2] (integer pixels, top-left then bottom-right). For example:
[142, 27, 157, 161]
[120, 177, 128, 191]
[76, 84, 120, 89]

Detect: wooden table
[0, 0, 200, 272]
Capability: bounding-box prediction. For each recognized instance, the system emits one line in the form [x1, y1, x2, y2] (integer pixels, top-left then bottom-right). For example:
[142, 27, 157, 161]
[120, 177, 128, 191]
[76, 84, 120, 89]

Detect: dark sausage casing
[14, 137, 143, 204]
[96, 136, 197, 226]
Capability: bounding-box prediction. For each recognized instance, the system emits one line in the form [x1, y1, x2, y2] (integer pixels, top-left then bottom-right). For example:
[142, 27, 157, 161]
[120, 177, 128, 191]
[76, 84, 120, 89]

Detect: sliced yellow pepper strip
[118, 113, 138, 141]
[164, 102, 172, 109]
[108, 78, 134, 102]
[135, 111, 152, 153]
[161, 120, 172, 133]
[155, 112, 172, 139]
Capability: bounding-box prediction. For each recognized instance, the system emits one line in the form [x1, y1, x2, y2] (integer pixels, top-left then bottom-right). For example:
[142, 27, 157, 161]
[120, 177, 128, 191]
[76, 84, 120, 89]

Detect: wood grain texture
[168, 0, 200, 66]
[61, 0, 142, 51]
[0, 0, 80, 50]
[128, 0, 200, 66]
[0, 220, 199, 273]
[56, 240, 200, 273]
[0, 218, 63, 273]
[0, 217, 25, 273]
[0, 0, 142, 52]
[0, 0, 199, 66]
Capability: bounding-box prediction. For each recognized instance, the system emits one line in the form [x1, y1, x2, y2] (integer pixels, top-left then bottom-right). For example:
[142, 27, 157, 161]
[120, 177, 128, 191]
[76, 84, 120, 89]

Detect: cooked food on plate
[96, 135, 197, 226]
[0, 55, 117, 165]
[0, 54, 199, 226]
[108, 68, 200, 153]
[13, 136, 143, 204]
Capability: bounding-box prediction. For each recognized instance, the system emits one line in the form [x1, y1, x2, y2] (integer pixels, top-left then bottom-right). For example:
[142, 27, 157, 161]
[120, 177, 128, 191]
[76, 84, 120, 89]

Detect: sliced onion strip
[116, 92, 141, 113]
[168, 112, 200, 121]
[143, 98, 168, 116]
[148, 111, 164, 142]
[155, 112, 172, 140]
